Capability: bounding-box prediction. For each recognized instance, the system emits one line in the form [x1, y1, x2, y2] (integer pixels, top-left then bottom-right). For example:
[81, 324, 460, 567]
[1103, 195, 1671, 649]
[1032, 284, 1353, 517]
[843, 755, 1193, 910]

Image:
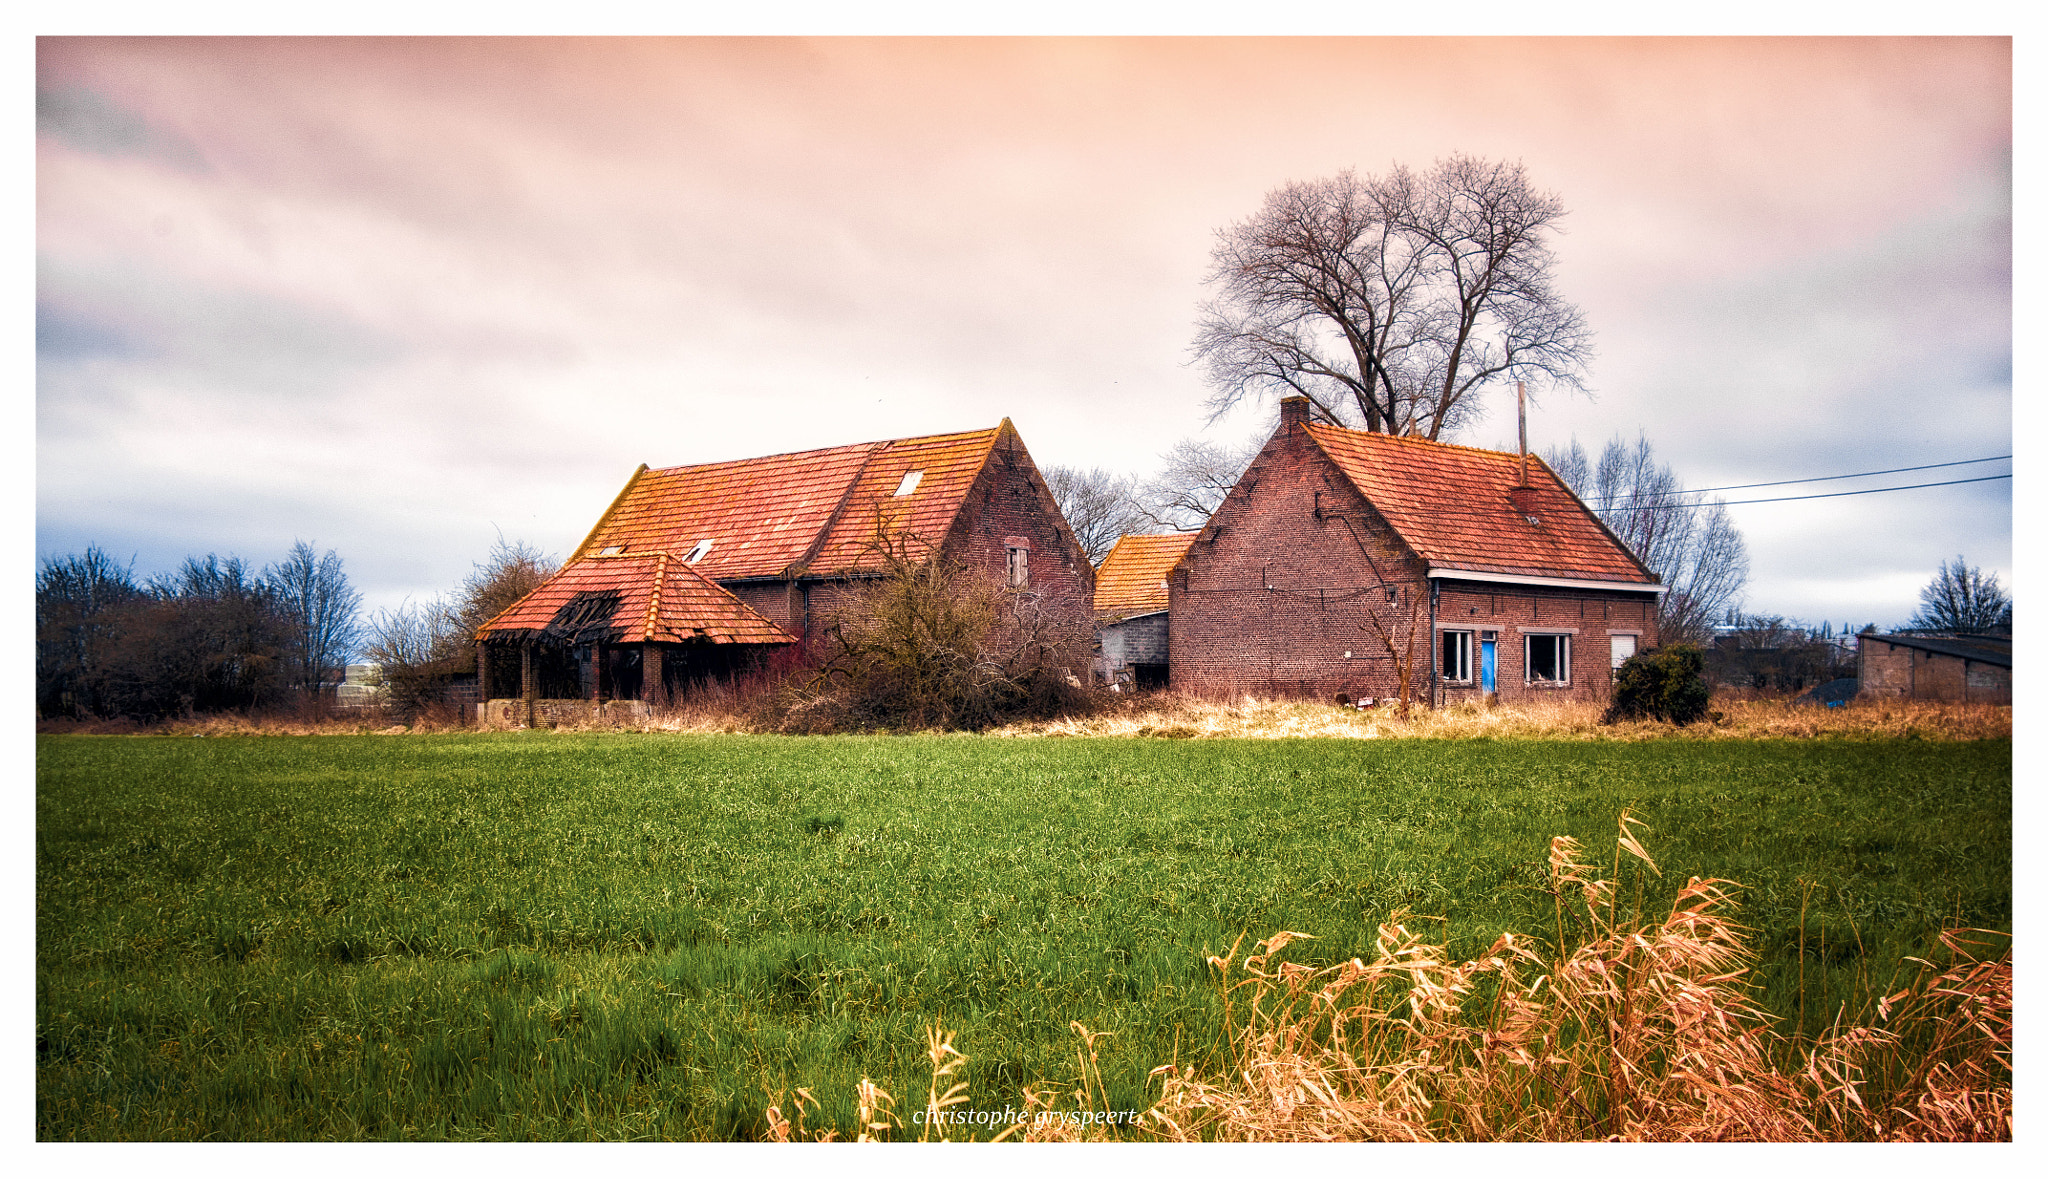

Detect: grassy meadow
[36, 729, 2010, 1140]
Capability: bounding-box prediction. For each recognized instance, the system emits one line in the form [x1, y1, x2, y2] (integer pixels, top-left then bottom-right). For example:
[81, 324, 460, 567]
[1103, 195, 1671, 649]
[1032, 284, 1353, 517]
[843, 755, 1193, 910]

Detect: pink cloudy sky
[36, 35, 2011, 630]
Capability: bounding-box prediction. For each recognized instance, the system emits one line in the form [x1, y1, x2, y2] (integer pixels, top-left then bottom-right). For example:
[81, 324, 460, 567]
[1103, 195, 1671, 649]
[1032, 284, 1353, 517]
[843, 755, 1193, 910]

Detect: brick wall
[1858, 637, 2012, 703]
[1171, 413, 1659, 705]
[1097, 612, 1169, 679]
[942, 431, 1095, 618]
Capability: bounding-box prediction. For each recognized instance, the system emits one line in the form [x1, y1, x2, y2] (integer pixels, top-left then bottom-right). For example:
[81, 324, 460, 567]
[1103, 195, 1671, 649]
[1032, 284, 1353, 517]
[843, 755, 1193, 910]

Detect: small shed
[1092, 532, 1196, 689]
[1857, 632, 2011, 704]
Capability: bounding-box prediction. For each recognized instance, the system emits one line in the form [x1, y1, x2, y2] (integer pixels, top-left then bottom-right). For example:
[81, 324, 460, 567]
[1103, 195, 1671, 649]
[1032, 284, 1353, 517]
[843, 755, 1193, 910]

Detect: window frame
[1005, 544, 1030, 589]
[1525, 631, 1572, 686]
[1439, 629, 1474, 684]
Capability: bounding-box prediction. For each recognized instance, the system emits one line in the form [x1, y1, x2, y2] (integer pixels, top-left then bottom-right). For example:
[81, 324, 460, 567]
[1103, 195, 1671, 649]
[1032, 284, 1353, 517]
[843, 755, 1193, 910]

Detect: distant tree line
[36, 541, 361, 720]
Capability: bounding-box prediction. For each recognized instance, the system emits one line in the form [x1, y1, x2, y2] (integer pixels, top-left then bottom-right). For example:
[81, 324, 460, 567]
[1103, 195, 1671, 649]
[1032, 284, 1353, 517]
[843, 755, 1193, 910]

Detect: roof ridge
[1303, 420, 1543, 463]
[645, 550, 667, 638]
[643, 424, 1003, 476]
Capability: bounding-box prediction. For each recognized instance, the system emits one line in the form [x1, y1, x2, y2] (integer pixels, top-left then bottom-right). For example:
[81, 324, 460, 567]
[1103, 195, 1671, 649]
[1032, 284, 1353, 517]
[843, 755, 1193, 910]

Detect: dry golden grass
[39, 687, 2007, 742]
[776, 816, 2011, 1142]
[1140, 819, 2010, 1142]
[989, 692, 2009, 742]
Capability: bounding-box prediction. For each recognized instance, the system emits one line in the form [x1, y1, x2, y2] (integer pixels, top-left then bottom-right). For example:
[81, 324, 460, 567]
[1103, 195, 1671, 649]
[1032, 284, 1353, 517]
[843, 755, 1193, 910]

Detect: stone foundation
[477, 698, 652, 730]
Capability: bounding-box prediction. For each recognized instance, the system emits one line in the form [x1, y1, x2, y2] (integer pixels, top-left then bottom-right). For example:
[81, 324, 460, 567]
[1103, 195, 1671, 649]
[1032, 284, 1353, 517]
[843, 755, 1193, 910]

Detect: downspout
[1429, 578, 1439, 710]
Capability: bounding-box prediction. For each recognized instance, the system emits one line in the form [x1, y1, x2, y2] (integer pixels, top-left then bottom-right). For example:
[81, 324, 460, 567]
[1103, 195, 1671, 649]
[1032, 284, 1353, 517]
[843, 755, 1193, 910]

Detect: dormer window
[685, 539, 714, 564]
[597, 545, 627, 557]
[894, 470, 924, 497]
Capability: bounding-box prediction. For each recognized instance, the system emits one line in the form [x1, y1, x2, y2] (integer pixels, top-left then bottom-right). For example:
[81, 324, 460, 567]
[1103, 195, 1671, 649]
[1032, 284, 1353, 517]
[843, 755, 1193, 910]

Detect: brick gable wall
[1171, 413, 1660, 704]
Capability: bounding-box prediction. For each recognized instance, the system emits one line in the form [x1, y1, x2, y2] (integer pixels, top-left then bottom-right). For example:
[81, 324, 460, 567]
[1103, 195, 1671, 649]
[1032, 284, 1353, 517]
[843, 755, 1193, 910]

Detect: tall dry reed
[774, 815, 2010, 1142]
[1143, 816, 2010, 1141]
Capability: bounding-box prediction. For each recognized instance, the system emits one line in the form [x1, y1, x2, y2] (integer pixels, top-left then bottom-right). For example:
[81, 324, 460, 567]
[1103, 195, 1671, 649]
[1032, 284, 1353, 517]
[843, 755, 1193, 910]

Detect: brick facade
[1857, 634, 2011, 704]
[1170, 399, 1660, 705]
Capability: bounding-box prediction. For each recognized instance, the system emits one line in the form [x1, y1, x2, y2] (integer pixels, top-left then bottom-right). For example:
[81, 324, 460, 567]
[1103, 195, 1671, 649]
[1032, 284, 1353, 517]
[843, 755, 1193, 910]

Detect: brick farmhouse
[1169, 396, 1665, 705]
[474, 420, 1092, 724]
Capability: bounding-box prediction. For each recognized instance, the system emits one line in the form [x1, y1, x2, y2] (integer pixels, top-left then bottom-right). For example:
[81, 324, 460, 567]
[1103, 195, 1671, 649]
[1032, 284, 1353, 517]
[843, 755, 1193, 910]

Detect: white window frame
[1439, 629, 1473, 683]
[684, 538, 714, 564]
[894, 469, 924, 497]
[1525, 632, 1572, 686]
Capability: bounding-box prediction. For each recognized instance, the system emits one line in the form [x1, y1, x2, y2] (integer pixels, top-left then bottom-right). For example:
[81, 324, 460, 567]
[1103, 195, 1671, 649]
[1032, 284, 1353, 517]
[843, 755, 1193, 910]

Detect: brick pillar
[476, 643, 492, 700]
[644, 643, 665, 706]
[1279, 395, 1310, 429]
[520, 645, 535, 728]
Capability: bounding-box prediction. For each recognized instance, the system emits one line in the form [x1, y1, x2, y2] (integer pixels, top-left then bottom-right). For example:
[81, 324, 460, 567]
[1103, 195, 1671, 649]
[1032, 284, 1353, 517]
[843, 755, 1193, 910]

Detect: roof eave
[1427, 568, 1667, 595]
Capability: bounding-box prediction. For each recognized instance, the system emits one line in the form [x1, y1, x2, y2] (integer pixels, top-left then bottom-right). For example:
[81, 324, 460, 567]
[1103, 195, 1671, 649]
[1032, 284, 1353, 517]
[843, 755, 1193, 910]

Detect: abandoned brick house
[1857, 631, 2011, 704]
[1091, 531, 1197, 689]
[1169, 396, 1665, 705]
[473, 420, 1094, 724]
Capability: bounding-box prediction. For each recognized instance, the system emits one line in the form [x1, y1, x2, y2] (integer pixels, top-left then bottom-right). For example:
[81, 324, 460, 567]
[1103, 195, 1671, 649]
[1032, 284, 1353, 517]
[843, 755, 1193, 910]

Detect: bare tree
[1133, 438, 1258, 531]
[35, 546, 143, 717]
[363, 537, 559, 719]
[1907, 557, 2011, 634]
[1043, 465, 1148, 565]
[1195, 155, 1591, 439]
[265, 540, 362, 699]
[1547, 435, 1748, 647]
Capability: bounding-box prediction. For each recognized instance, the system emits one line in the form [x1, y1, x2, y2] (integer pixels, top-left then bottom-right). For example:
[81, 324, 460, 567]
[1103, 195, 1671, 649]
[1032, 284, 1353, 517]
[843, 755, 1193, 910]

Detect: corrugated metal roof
[570, 426, 1006, 581]
[476, 553, 796, 646]
[1302, 423, 1657, 586]
[1093, 532, 1197, 616]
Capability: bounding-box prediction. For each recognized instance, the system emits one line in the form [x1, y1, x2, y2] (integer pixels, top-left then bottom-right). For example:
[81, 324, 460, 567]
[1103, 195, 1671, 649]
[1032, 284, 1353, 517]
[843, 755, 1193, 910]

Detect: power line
[1584, 454, 2012, 505]
[1707, 473, 2011, 507]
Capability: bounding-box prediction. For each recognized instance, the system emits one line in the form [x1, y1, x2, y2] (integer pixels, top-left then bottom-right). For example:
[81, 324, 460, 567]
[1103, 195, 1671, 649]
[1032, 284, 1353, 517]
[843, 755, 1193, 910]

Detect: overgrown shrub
[1605, 643, 1711, 725]
[762, 540, 1096, 733]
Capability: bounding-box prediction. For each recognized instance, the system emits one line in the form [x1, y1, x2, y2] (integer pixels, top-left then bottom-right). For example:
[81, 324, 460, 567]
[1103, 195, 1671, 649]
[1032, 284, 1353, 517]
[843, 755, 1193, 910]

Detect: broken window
[1526, 633, 1571, 685]
[1005, 545, 1029, 588]
[1440, 630, 1472, 682]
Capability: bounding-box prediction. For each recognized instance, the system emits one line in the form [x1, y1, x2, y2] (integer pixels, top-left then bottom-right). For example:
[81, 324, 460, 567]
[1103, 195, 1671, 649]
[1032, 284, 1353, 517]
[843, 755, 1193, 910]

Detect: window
[1526, 633, 1571, 685]
[684, 539, 714, 564]
[597, 545, 626, 556]
[894, 469, 924, 497]
[1610, 633, 1638, 671]
[1005, 545, 1029, 588]
[1440, 630, 1472, 682]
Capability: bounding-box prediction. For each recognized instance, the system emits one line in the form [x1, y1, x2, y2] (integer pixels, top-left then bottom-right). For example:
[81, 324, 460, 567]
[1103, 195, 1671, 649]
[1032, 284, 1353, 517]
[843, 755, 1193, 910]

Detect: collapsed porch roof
[475, 552, 797, 647]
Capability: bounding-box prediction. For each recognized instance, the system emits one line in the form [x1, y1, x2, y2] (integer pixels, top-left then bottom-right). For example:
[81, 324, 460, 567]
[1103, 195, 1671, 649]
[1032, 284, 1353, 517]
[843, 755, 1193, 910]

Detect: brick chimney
[1279, 396, 1310, 430]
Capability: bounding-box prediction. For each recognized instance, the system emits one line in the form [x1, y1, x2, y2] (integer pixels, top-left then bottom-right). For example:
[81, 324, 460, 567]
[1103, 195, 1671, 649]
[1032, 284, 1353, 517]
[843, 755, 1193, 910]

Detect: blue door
[1480, 639, 1497, 692]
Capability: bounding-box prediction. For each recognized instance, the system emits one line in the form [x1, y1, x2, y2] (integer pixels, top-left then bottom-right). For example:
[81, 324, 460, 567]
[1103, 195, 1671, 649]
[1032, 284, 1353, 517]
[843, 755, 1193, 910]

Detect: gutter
[1427, 568, 1668, 596]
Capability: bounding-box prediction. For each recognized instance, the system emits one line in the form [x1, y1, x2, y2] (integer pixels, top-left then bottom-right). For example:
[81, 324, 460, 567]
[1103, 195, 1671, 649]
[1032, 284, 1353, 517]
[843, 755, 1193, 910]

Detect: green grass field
[36, 731, 2009, 1140]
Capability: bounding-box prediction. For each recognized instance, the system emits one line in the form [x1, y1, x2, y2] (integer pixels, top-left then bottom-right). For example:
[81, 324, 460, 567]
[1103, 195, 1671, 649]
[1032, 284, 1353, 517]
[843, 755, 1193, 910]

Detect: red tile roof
[1302, 423, 1657, 585]
[475, 552, 796, 646]
[568, 425, 1007, 580]
[1094, 532, 1196, 616]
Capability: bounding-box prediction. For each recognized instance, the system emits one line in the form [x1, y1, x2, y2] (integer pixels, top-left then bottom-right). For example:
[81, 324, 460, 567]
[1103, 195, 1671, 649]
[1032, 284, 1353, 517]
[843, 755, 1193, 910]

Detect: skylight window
[597, 545, 627, 556]
[685, 539, 714, 564]
[894, 470, 924, 497]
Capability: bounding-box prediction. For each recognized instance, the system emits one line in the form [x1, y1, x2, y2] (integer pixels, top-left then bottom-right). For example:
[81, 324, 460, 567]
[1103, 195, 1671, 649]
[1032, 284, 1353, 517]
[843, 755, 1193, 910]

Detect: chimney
[1279, 396, 1310, 430]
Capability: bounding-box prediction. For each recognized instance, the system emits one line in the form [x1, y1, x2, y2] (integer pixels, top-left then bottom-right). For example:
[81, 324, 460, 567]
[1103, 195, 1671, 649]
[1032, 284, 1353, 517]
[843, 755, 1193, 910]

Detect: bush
[763, 540, 1096, 733]
[1604, 643, 1710, 725]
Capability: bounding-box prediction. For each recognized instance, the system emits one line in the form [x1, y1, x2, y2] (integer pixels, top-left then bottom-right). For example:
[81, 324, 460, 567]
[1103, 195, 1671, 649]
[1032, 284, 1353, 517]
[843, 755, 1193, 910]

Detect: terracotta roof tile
[570, 426, 1004, 580]
[1302, 424, 1656, 585]
[1093, 532, 1197, 616]
[476, 553, 796, 646]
